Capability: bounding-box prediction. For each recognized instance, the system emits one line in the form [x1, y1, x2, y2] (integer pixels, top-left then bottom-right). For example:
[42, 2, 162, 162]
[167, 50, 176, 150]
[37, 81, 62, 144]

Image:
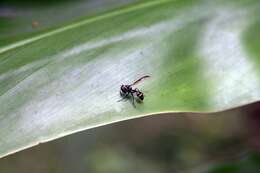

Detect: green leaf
[0, 0, 260, 158]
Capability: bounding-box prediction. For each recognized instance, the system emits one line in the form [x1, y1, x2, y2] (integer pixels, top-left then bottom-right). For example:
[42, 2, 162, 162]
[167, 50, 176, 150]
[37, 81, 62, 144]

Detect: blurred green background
[1, 102, 260, 173]
[0, 0, 138, 46]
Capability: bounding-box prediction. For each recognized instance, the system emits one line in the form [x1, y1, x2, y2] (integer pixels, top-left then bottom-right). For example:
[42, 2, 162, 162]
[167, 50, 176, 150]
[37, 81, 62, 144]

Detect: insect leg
[117, 93, 129, 102]
[130, 92, 136, 107]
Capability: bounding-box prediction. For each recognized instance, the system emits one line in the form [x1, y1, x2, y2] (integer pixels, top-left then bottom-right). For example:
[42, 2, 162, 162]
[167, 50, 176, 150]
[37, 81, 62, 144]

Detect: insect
[118, 75, 150, 107]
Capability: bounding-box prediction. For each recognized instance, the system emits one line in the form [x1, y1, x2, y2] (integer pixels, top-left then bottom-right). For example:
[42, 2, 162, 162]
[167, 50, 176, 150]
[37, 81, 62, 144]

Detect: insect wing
[131, 75, 150, 86]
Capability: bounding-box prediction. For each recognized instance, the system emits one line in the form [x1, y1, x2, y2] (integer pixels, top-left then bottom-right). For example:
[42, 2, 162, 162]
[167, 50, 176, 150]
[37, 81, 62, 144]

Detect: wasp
[118, 75, 150, 107]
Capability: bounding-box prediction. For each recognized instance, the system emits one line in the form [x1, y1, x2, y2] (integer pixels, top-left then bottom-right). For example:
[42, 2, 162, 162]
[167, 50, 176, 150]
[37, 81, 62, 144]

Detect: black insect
[118, 75, 150, 107]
